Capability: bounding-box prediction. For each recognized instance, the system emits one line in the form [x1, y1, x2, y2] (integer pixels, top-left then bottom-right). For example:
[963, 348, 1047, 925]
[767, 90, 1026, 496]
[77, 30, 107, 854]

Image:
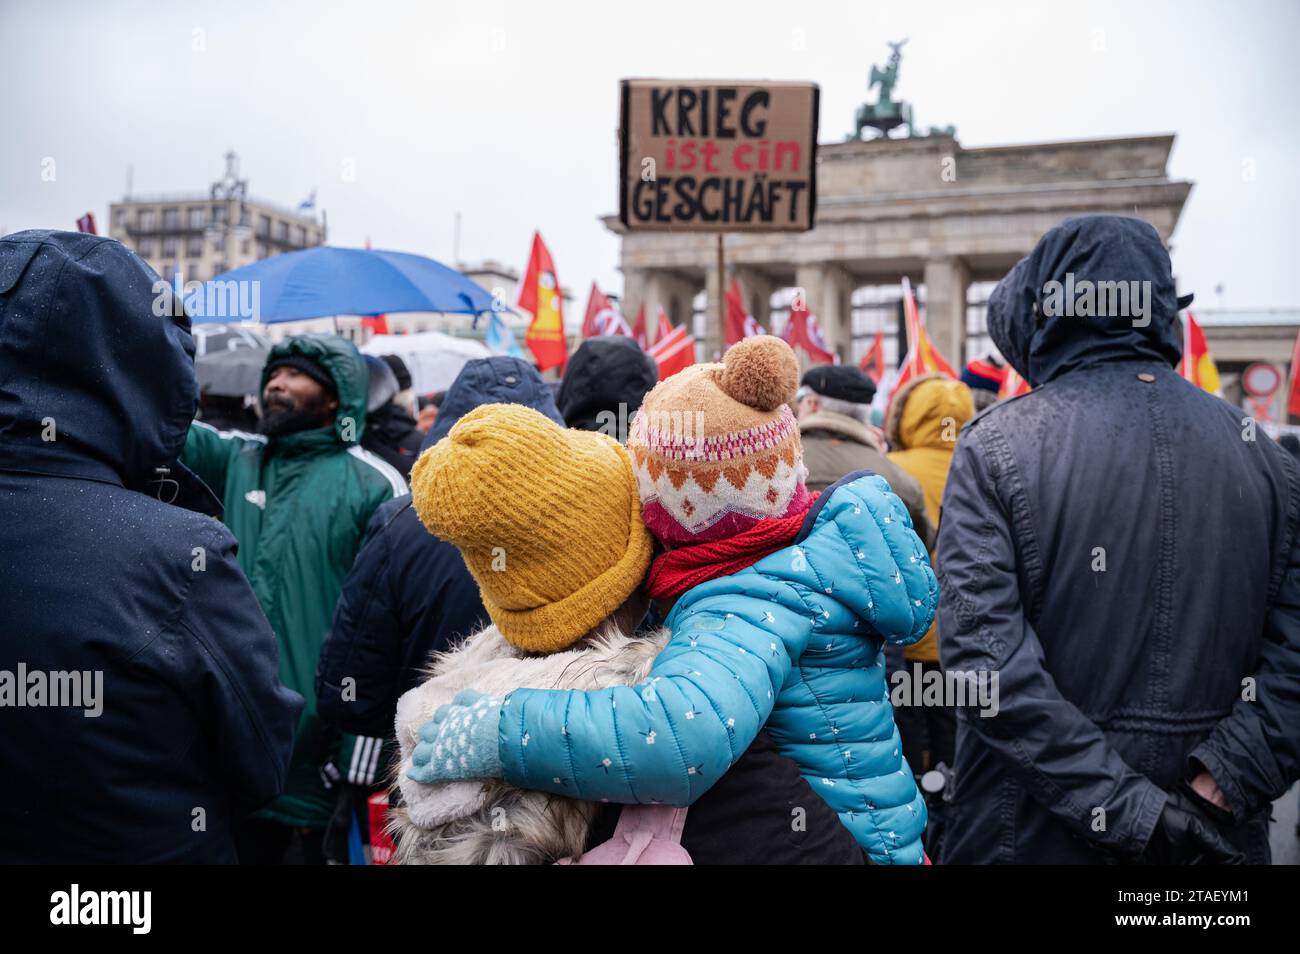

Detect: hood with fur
[886, 372, 974, 451]
[391, 622, 668, 864]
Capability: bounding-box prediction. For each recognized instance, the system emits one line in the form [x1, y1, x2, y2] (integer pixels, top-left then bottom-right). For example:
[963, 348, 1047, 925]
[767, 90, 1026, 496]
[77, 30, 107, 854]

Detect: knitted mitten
[407, 689, 503, 784]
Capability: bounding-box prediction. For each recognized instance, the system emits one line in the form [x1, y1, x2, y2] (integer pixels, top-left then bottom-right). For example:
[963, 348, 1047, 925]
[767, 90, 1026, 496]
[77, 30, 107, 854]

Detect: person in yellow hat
[400, 336, 937, 865]
[391, 401, 866, 864]
[886, 372, 976, 774]
[410, 402, 653, 655]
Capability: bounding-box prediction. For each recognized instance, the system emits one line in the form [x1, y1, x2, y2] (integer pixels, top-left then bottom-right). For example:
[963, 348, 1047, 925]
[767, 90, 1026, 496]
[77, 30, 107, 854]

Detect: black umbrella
[192, 322, 269, 358]
[196, 343, 269, 398]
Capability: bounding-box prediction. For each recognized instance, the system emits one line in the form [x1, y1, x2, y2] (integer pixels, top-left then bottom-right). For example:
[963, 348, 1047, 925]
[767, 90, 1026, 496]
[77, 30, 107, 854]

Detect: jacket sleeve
[175, 522, 304, 815]
[335, 733, 391, 787]
[499, 581, 814, 807]
[316, 507, 403, 738]
[1189, 520, 1300, 816]
[182, 420, 257, 500]
[937, 427, 1167, 856]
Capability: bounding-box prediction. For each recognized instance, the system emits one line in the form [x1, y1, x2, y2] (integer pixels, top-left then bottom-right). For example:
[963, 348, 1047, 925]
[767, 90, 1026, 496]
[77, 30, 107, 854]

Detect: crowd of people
[0, 213, 1297, 865]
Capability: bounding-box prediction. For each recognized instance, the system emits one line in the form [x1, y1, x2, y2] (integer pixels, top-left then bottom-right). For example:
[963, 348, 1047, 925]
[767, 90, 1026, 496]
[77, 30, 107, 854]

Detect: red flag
[76, 212, 97, 235]
[518, 231, 567, 372]
[966, 355, 1008, 390]
[1178, 311, 1221, 395]
[858, 331, 885, 384]
[889, 277, 958, 409]
[725, 277, 766, 346]
[653, 306, 673, 344]
[581, 283, 608, 337]
[782, 294, 837, 364]
[632, 304, 648, 349]
[582, 285, 632, 338]
[648, 320, 697, 380]
[601, 312, 632, 337]
[1287, 328, 1300, 419]
[998, 366, 1032, 400]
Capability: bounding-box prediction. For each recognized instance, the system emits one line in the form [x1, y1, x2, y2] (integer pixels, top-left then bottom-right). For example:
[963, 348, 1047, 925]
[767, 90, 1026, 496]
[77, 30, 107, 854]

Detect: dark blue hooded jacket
[0, 231, 302, 863]
[936, 216, 1300, 863]
[316, 356, 563, 739]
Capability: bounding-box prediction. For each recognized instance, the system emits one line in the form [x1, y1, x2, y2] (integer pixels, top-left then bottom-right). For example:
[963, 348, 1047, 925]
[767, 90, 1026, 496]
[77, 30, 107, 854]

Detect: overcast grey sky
[2, 0, 1297, 308]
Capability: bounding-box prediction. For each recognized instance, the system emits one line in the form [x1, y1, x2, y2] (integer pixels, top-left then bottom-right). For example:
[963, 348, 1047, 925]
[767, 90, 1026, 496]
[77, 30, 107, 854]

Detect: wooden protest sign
[619, 79, 819, 232]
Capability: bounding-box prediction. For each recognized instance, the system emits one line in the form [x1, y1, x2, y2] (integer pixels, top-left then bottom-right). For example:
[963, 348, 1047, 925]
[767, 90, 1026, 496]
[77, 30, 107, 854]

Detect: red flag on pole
[725, 277, 766, 346]
[858, 331, 885, 384]
[76, 213, 97, 235]
[518, 231, 567, 372]
[1178, 311, 1222, 395]
[653, 306, 673, 345]
[648, 318, 697, 380]
[781, 294, 837, 364]
[581, 284, 632, 338]
[582, 283, 609, 337]
[632, 304, 648, 349]
[890, 277, 958, 407]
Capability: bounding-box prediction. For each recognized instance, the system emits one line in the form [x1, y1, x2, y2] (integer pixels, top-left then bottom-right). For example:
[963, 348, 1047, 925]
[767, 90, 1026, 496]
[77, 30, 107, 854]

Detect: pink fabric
[642, 482, 812, 546]
[555, 805, 692, 865]
[644, 492, 819, 600]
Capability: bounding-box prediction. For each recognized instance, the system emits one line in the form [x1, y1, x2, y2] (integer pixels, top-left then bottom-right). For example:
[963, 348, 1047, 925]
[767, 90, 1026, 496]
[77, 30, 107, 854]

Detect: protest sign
[619, 79, 819, 232]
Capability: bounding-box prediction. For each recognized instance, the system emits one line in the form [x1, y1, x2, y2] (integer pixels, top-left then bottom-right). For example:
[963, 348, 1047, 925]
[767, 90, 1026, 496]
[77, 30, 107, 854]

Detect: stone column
[620, 267, 649, 333]
[631, 270, 701, 347]
[794, 263, 853, 364]
[733, 266, 776, 331]
[923, 257, 970, 369]
[824, 267, 853, 362]
[642, 271, 673, 345]
[700, 261, 722, 361]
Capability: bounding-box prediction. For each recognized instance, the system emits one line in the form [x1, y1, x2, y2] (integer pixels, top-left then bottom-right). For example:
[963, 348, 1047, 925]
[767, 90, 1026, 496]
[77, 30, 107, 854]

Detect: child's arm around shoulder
[495, 573, 817, 806]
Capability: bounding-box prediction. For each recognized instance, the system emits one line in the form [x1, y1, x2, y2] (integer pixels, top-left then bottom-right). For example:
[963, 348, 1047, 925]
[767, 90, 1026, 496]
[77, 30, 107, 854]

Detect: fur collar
[391, 622, 668, 864]
[885, 371, 948, 449]
[798, 410, 885, 451]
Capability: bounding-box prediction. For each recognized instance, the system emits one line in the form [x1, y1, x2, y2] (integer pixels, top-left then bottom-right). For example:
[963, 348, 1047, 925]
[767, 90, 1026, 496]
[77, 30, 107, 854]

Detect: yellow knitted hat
[410, 402, 653, 654]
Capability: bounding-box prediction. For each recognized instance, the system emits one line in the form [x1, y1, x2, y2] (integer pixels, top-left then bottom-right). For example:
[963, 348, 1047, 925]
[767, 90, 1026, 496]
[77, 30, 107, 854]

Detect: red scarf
[644, 493, 819, 600]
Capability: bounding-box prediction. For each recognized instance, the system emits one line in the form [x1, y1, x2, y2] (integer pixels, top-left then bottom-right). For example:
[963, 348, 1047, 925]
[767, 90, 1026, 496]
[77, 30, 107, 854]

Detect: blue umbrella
[186, 246, 502, 324]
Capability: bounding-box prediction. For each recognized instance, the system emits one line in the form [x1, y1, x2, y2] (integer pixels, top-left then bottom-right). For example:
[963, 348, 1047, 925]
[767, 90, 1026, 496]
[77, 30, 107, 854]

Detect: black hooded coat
[937, 216, 1300, 864]
[0, 231, 301, 862]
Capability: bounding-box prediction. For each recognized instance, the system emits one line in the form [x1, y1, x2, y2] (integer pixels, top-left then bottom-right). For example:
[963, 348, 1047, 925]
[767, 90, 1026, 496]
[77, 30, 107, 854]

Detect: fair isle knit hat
[629, 335, 810, 546]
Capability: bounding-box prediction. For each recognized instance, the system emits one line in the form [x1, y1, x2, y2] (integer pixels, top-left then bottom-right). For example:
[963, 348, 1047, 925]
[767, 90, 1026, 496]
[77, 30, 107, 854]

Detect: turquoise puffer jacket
[498, 472, 935, 863]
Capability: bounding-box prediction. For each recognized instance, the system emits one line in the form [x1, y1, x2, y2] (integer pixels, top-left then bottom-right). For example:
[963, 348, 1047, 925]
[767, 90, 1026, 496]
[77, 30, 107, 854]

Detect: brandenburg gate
[606, 130, 1192, 366]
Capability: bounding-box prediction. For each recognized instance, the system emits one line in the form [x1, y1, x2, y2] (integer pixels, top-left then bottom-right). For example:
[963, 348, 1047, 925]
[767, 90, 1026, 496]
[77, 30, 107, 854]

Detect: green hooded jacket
[183, 335, 407, 828]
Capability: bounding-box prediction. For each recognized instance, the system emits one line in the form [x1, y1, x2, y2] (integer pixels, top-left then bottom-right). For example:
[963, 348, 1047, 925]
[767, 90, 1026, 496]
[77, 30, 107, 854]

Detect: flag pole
[716, 233, 726, 359]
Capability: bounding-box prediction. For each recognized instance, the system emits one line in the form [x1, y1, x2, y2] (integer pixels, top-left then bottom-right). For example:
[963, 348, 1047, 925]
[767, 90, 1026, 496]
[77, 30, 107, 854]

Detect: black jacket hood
[986, 215, 1185, 386]
[0, 230, 197, 487]
[557, 335, 659, 432]
[422, 355, 563, 451]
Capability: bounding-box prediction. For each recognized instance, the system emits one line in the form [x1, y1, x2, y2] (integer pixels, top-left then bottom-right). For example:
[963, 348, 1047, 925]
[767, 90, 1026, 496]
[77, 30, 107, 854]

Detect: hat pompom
[719, 336, 799, 412]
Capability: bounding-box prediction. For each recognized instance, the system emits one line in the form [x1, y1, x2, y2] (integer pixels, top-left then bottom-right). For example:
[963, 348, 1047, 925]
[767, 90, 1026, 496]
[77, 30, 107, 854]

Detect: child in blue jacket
[408, 338, 935, 863]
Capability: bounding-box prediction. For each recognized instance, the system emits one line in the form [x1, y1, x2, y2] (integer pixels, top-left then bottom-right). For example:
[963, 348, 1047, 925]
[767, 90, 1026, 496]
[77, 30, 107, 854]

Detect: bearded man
[183, 334, 407, 864]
